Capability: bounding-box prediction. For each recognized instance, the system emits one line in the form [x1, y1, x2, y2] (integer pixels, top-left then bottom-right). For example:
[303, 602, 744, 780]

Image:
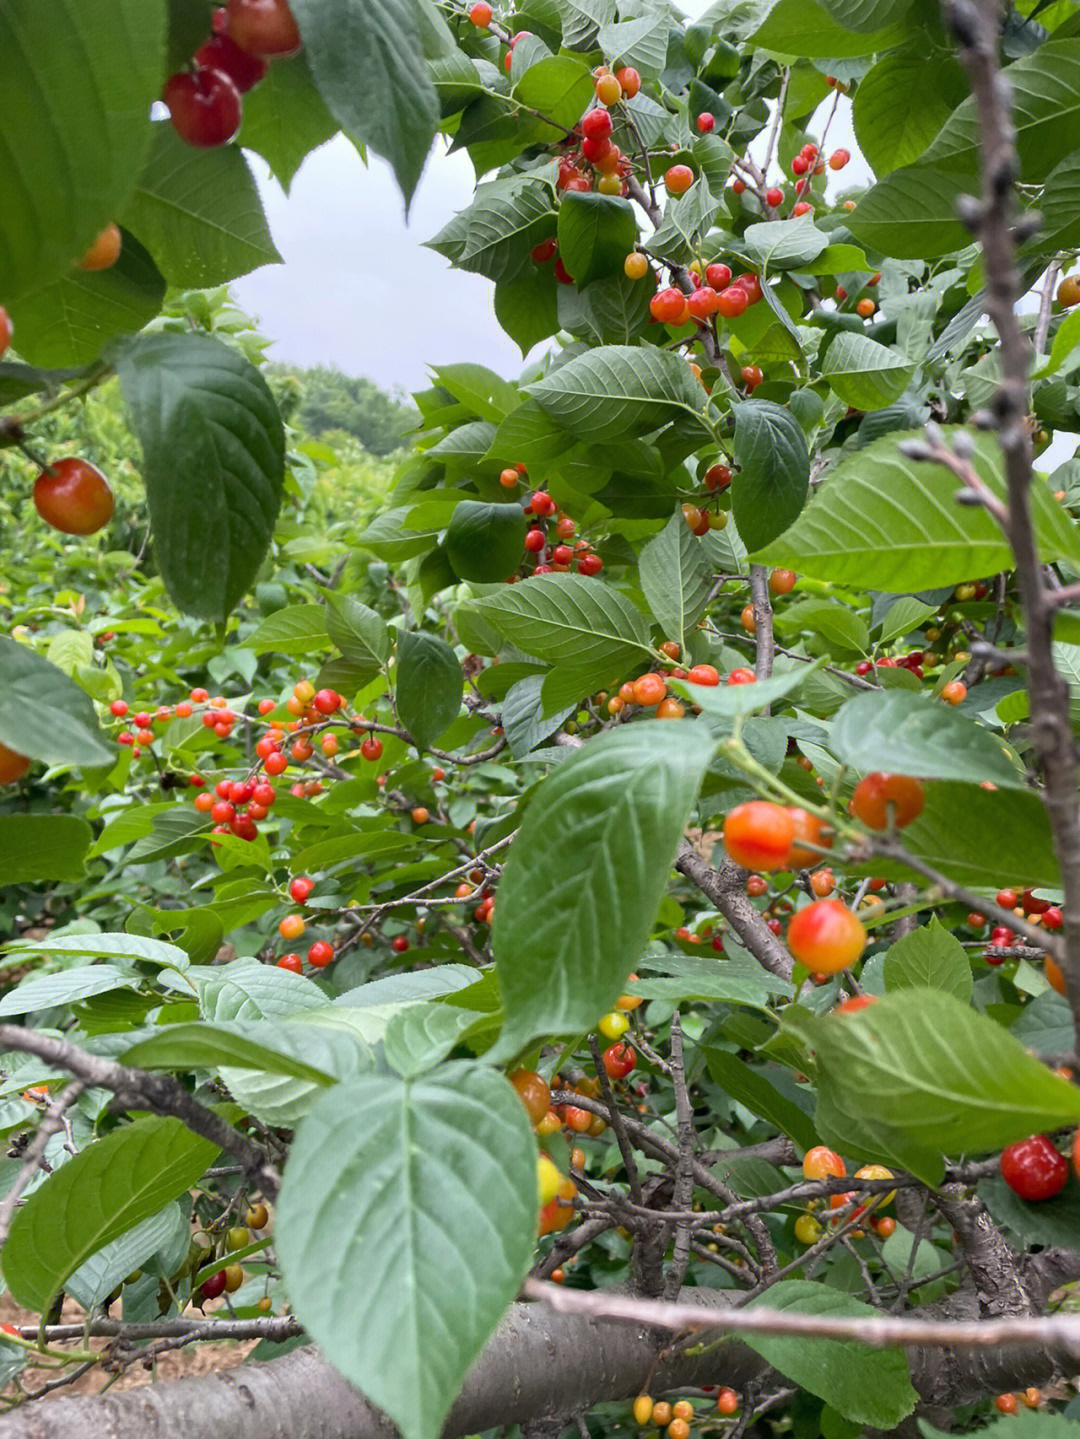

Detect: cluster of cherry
[163, 0, 301, 149]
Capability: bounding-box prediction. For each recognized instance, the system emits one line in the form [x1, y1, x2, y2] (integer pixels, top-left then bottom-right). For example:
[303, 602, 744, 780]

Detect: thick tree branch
[675, 843, 795, 982]
[943, 0, 1080, 1041]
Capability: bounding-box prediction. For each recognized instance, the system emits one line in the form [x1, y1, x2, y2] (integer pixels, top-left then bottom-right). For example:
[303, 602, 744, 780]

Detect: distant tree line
[267, 364, 417, 456]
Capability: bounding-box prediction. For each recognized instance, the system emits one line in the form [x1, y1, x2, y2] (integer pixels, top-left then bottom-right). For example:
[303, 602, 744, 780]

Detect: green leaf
[820, 333, 915, 411]
[639, 509, 712, 646]
[434, 179, 557, 284]
[502, 674, 577, 759]
[597, 6, 672, 78]
[247, 604, 331, 656]
[395, 632, 464, 750]
[852, 49, 967, 177]
[742, 217, 830, 274]
[237, 53, 339, 191]
[849, 168, 972, 260]
[3, 1117, 219, 1312]
[978, 1173, 1080, 1252]
[471, 572, 654, 686]
[628, 949, 792, 1006]
[830, 690, 1024, 788]
[811, 244, 871, 276]
[818, 0, 914, 33]
[218, 1012, 376, 1126]
[383, 1004, 495, 1078]
[0, 0, 165, 300]
[121, 1024, 337, 1084]
[65, 1203, 182, 1311]
[704, 1050, 819, 1151]
[901, 782, 1060, 888]
[494, 267, 560, 355]
[198, 956, 330, 1023]
[557, 192, 638, 289]
[781, 992, 1080, 1185]
[120, 125, 281, 287]
[882, 918, 973, 1002]
[6, 233, 166, 368]
[0, 638, 112, 767]
[0, 815, 92, 884]
[324, 592, 391, 680]
[492, 723, 713, 1053]
[4, 931, 189, 968]
[922, 40, 1080, 183]
[876, 596, 938, 644]
[276, 1063, 536, 1439]
[748, 0, 914, 56]
[526, 344, 707, 444]
[731, 400, 810, 552]
[116, 333, 285, 621]
[777, 600, 869, 653]
[433, 364, 520, 423]
[0, 965, 137, 1018]
[754, 429, 1080, 588]
[671, 663, 820, 717]
[1035, 306, 1080, 378]
[444, 501, 527, 583]
[744, 1282, 917, 1428]
[513, 55, 595, 133]
[289, 0, 438, 203]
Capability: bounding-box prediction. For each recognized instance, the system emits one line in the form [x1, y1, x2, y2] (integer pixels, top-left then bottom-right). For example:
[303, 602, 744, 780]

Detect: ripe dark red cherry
[307, 940, 334, 968]
[163, 68, 242, 147]
[1000, 1135, 1068, 1201]
[197, 1268, 228, 1302]
[578, 553, 603, 576]
[33, 458, 114, 535]
[224, 0, 301, 55]
[193, 33, 268, 92]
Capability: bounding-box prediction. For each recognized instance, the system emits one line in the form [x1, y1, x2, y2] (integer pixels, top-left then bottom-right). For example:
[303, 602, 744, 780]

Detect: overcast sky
[233, 1, 865, 394]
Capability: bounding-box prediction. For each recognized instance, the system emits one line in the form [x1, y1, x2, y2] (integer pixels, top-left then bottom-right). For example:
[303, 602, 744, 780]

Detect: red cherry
[577, 553, 603, 576]
[307, 940, 334, 968]
[741, 364, 763, 391]
[197, 1269, 227, 1302]
[765, 187, 783, 208]
[1000, 1135, 1068, 1201]
[264, 750, 288, 776]
[696, 112, 715, 133]
[582, 136, 612, 164]
[723, 802, 795, 872]
[525, 528, 546, 553]
[731, 178, 746, 194]
[252, 782, 276, 806]
[996, 888, 1019, 909]
[792, 201, 812, 217]
[850, 773, 924, 830]
[728, 668, 755, 684]
[792, 155, 808, 175]
[1022, 888, 1053, 915]
[277, 953, 304, 973]
[531, 491, 556, 516]
[715, 286, 749, 319]
[787, 900, 867, 973]
[33, 458, 114, 535]
[650, 287, 690, 324]
[469, 0, 492, 24]
[312, 688, 342, 715]
[553, 257, 575, 285]
[1044, 906, 1064, 930]
[531, 237, 558, 264]
[391, 935, 410, 953]
[552, 544, 573, 565]
[602, 1042, 637, 1079]
[360, 735, 383, 761]
[223, 0, 301, 56]
[289, 876, 314, 903]
[163, 68, 242, 148]
[829, 148, 850, 170]
[193, 33, 267, 91]
[705, 263, 731, 290]
[0, 306, 11, 358]
[582, 108, 613, 141]
[704, 463, 732, 489]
